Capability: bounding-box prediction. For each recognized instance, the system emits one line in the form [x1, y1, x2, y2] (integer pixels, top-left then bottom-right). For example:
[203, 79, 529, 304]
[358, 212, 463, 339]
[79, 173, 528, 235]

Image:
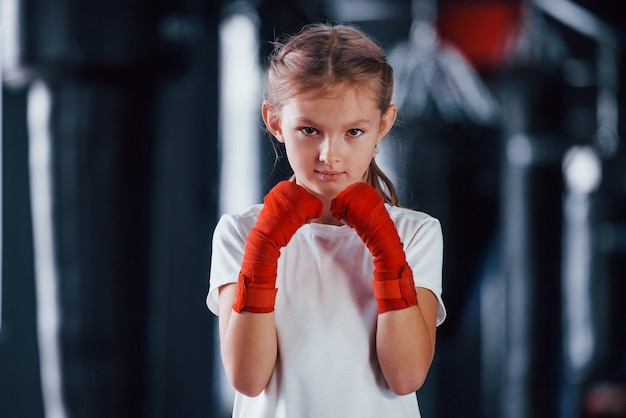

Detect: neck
[313, 213, 343, 226]
[313, 200, 343, 225]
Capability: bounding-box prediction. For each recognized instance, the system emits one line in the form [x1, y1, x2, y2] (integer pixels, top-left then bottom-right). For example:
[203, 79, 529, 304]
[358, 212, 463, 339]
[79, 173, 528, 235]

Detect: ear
[262, 101, 283, 142]
[377, 104, 397, 143]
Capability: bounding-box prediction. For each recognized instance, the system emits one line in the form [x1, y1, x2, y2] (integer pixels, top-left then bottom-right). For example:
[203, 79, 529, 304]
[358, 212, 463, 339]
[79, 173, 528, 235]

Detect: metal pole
[27, 80, 68, 418]
[560, 145, 606, 417]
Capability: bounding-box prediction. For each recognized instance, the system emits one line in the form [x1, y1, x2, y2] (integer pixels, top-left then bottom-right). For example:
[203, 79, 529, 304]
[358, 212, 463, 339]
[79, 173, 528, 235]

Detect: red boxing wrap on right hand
[331, 182, 418, 314]
[233, 181, 323, 313]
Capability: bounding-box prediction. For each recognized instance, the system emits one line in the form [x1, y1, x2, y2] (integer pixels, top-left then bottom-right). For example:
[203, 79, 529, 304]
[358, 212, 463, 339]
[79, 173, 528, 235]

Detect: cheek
[352, 148, 375, 175]
[357, 159, 372, 176]
[356, 145, 376, 164]
[284, 141, 312, 166]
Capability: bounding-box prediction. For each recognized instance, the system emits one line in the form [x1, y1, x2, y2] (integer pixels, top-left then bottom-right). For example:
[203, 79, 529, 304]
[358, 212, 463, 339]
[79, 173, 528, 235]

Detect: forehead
[296, 80, 377, 102]
[283, 85, 380, 117]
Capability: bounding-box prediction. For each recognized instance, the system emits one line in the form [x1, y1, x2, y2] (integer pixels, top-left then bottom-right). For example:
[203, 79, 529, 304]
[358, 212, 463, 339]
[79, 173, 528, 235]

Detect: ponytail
[364, 159, 398, 206]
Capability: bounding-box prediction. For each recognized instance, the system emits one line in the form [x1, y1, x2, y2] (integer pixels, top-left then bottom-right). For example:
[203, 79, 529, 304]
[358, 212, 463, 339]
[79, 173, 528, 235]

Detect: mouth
[315, 170, 344, 182]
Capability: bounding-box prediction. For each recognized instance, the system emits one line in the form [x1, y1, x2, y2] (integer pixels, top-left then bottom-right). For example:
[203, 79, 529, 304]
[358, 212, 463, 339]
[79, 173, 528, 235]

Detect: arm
[218, 283, 277, 397]
[331, 182, 441, 395]
[376, 287, 439, 395]
[217, 181, 322, 397]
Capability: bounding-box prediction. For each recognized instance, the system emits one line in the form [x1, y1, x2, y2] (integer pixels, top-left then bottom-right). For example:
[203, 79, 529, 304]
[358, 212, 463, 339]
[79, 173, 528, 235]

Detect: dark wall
[1, 1, 221, 417]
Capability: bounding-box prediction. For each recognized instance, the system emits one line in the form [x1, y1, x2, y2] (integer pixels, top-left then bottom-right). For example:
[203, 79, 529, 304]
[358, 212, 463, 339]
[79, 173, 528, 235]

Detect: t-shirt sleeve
[399, 214, 446, 326]
[206, 212, 251, 316]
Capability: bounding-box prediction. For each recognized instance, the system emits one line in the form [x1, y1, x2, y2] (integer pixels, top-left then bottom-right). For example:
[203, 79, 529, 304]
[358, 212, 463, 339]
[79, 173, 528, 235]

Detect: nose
[319, 136, 341, 164]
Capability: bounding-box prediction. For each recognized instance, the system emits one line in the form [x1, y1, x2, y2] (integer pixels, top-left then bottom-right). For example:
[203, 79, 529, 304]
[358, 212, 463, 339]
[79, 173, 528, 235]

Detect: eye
[300, 127, 318, 136]
[347, 129, 364, 137]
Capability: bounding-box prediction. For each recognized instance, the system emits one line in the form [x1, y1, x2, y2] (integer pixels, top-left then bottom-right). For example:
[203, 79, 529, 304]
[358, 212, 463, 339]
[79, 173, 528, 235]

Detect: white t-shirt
[208, 203, 446, 418]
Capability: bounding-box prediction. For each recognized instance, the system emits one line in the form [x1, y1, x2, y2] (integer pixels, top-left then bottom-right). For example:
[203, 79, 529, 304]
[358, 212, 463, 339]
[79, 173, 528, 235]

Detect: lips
[315, 170, 343, 181]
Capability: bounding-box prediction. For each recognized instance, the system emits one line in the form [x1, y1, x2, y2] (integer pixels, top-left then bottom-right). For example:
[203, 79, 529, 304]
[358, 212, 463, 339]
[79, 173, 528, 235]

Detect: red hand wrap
[331, 182, 418, 314]
[233, 181, 323, 313]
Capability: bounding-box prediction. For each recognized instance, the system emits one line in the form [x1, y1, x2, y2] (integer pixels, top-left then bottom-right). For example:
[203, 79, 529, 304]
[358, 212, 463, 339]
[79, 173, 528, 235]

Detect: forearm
[376, 287, 438, 395]
[219, 284, 278, 397]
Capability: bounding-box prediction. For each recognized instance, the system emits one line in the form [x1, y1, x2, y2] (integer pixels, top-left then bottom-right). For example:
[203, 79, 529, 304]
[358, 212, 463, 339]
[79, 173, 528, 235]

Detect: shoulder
[386, 204, 438, 222]
[221, 203, 263, 222]
[214, 204, 263, 239]
[386, 205, 442, 235]
[385, 205, 443, 252]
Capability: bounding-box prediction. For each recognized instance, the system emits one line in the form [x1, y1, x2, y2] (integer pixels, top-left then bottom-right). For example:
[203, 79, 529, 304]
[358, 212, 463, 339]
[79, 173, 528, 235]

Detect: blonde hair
[265, 23, 398, 206]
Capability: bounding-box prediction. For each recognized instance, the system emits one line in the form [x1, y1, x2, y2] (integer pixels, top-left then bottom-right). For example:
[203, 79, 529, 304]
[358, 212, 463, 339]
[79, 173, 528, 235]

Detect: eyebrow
[295, 117, 373, 127]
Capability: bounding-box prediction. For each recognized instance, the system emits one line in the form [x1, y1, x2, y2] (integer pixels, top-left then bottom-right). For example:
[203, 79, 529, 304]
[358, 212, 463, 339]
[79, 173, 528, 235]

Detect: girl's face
[263, 86, 396, 206]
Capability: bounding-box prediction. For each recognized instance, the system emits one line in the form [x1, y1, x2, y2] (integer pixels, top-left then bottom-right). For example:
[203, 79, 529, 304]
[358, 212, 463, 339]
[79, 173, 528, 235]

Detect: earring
[373, 145, 379, 158]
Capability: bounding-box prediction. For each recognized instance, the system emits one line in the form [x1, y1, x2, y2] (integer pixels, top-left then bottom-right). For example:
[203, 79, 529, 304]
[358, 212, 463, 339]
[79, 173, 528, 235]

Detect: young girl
[207, 23, 446, 417]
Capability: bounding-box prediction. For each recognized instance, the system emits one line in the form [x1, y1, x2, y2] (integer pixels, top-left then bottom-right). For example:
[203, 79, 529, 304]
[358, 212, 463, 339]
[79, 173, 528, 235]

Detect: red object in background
[437, 0, 526, 71]
[581, 382, 626, 418]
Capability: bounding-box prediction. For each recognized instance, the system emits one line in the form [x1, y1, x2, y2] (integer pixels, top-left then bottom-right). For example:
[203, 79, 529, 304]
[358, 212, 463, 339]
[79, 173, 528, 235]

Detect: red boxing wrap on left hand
[331, 182, 418, 314]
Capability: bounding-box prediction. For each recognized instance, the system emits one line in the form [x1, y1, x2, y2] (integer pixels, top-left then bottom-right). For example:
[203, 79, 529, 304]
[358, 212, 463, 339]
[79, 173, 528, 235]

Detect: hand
[331, 182, 417, 313]
[257, 181, 323, 248]
[233, 181, 322, 313]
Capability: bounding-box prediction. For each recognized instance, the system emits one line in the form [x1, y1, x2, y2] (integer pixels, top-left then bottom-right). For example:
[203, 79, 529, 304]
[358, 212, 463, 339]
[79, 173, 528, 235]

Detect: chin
[298, 180, 339, 199]
[318, 182, 352, 199]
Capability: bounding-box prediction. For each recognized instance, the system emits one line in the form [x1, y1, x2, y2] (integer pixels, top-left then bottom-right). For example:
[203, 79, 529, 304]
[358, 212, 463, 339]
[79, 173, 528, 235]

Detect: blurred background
[1, 0, 625, 417]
